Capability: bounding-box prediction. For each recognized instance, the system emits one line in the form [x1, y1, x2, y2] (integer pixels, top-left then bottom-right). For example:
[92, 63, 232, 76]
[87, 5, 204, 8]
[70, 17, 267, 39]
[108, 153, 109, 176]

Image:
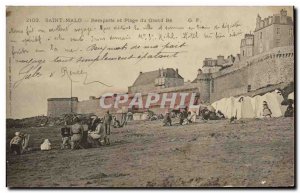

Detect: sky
[6, 6, 293, 118]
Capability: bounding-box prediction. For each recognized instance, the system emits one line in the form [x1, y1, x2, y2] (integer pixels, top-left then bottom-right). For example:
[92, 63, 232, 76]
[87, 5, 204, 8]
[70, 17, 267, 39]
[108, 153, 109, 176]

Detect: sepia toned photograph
[6, 6, 295, 188]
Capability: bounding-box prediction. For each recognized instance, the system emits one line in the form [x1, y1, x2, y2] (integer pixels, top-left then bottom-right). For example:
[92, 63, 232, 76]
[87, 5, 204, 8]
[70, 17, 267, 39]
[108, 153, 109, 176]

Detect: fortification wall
[76, 99, 103, 116]
[210, 46, 294, 102]
[47, 99, 78, 117]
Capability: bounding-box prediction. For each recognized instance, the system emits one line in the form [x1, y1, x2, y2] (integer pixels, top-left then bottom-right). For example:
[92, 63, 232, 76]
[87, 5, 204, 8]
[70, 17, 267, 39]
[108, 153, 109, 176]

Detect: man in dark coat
[61, 121, 71, 149]
[163, 112, 172, 126]
[104, 111, 112, 145]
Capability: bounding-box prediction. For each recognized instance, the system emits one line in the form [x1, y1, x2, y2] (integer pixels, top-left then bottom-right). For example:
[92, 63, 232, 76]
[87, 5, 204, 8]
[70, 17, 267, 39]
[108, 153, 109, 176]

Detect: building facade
[128, 68, 184, 93]
[254, 9, 294, 55]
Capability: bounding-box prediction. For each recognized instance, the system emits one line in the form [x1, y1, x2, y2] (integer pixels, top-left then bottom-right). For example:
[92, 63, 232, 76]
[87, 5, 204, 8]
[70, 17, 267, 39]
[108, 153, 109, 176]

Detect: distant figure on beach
[163, 112, 172, 126]
[179, 108, 188, 125]
[61, 121, 71, 149]
[262, 101, 272, 118]
[104, 111, 112, 145]
[70, 117, 83, 150]
[284, 99, 294, 117]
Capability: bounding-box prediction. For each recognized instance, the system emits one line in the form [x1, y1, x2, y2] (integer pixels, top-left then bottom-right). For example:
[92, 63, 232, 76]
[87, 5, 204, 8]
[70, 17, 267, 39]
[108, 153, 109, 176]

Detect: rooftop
[132, 68, 183, 86]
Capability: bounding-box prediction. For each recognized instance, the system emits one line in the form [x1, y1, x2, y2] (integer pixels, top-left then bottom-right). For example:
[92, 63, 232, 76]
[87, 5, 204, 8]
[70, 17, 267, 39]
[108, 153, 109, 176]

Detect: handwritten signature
[61, 67, 112, 87]
[14, 62, 43, 88]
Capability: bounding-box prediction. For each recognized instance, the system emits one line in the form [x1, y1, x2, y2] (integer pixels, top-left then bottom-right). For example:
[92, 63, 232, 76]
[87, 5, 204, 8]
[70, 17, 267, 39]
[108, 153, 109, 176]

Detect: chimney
[280, 9, 287, 16]
[175, 68, 178, 78]
[198, 68, 202, 75]
[140, 71, 142, 75]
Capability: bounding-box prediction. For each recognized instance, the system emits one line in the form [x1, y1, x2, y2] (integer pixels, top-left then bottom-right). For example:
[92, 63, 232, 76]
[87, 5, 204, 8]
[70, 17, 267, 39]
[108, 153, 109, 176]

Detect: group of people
[61, 111, 113, 150]
[9, 96, 294, 154]
[9, 111, 115, 154]
[163, 107, 197, 126]
[162, 97, 294, 126]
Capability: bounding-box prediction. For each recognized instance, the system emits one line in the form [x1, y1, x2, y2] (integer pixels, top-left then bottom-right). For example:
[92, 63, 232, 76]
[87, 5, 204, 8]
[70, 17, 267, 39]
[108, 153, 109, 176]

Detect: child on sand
[10, 132, 22, 155]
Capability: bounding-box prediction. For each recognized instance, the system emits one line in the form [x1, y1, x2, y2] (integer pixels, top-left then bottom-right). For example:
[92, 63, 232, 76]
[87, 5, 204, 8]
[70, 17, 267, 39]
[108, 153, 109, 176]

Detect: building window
[247, 85, 251, 92]
[260, 32, 262, 39]
[276, 27, 280, 35]
[211, 79, 214, 93]
[243, 50, 245, 56]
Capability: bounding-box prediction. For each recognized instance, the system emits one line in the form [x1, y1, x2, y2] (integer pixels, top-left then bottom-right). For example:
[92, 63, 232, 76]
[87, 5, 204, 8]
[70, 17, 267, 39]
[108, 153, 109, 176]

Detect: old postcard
[6, 6, 294, 187]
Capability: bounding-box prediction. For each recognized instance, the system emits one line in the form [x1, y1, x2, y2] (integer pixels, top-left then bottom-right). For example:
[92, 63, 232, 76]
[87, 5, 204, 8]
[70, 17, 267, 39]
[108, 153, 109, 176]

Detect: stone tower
[194, 69, 212, 103]
[240, 33, 254, 60]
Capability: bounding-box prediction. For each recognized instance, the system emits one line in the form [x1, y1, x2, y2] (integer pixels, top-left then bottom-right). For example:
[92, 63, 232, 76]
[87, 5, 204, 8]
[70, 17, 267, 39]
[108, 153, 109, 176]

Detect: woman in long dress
[70, 117, 83, 150]
[262, 101, 272, 118]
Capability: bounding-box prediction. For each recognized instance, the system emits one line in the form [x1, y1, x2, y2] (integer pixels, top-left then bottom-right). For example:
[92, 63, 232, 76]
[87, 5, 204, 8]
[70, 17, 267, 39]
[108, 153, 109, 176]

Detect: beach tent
[264, 92, 284, 117]
[218, 98, 227, 115]
[224, 97, 236, 119]
[211, 101, 218, 112]
[213, 98, 227, 116]
[251, 95, 264, 118]
[207, 105, 216, 112]
[231, 97, 240, 119]
[288, 92, 294, 100]
[242, 96, 256, 119]
[132, 113, 142, 121]
[234, 96, 255, 120]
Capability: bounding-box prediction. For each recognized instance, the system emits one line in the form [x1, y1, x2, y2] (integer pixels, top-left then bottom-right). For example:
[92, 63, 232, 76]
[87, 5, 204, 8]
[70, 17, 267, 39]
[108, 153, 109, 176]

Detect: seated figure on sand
[41, 139, 51, 151]
[284, 99, 294, 117]
[9, 132, 22, 155]
[88, 117, 109, 146]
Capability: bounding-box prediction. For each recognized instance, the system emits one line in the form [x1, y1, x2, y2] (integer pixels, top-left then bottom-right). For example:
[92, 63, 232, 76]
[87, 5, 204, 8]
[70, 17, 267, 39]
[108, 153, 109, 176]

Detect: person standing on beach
[104, 111, 112, 145]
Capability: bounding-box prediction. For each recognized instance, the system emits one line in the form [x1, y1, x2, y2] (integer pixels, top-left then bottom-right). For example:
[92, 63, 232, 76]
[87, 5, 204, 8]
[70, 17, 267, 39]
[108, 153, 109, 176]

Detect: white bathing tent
[216, 98, 227, 116]
[250, 91, 285, 118]
[210, 89, 288, 119]
[224, 97, 236, 119]
[251, 95, 265, 118]
[211, 101, 218, 112]
[263, 92, 285, 117]
[212, 97, 235, 119]
[288, 92, 294, 100]
[234, 96, 255, 120]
